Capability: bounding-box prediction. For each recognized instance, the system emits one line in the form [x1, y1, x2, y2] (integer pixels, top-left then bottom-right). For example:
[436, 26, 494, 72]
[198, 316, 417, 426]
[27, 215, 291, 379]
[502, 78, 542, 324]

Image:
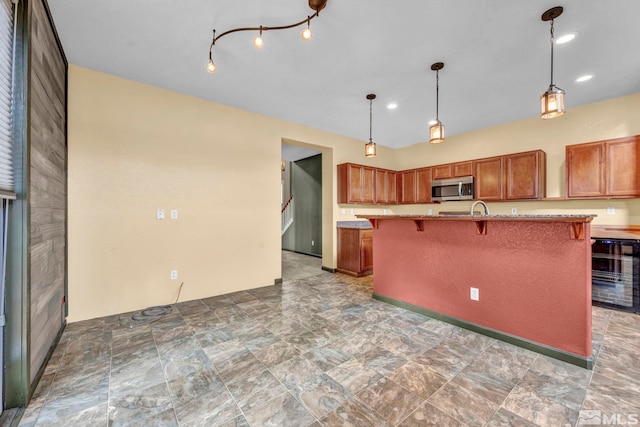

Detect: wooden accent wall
[28, 0, 67, 382]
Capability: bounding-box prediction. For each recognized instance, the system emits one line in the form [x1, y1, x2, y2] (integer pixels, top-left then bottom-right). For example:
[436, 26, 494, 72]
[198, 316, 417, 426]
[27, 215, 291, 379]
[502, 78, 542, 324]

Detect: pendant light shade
[540, 85, 565, 119]
[429, 62, 445, 144]
[540, 7, 565, 119]
[365, 94, 377, 158]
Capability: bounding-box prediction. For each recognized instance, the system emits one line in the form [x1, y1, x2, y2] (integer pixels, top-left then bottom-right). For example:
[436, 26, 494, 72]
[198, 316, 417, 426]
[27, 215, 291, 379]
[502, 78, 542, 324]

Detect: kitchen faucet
[470, 200, 490, 216]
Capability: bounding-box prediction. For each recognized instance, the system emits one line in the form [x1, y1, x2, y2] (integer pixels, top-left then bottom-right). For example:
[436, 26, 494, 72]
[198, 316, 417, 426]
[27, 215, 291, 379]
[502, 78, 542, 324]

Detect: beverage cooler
[591, 238, 640, 313]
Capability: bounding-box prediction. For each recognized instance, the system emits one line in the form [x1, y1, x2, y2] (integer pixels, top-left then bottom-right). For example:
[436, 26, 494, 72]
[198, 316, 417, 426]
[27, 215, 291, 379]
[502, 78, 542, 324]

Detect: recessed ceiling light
[575, 74, 593, 83]
[387, 103, 398, 110]
[556, 32, 578, 44]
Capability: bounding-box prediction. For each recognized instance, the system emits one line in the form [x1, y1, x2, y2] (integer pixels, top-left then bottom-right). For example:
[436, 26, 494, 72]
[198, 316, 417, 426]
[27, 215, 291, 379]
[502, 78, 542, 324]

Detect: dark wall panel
[28, 0, 67, 382]
[289, 155, 322, 256]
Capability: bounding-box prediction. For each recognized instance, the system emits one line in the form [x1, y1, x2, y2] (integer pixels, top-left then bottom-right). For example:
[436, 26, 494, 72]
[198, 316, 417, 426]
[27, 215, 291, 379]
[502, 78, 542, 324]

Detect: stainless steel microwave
[431, 176, 474, 201]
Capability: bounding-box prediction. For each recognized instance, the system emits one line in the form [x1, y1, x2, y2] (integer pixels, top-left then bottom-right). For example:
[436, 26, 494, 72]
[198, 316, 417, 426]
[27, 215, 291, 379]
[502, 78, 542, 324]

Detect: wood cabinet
[337, 227, 373, 277]
[374, 169, 397, 204]
[566, 143, 605, 198]
[399, 170, 416, 204]
[338, 163, 375, 204]
[432, 161, 473, 180]
[432, 164, 452, 180]
[416, 167, 432, 203]
[567, 136, 639, 198]
[475, 157, 503, 201]
[338, 148, 547, 205]
[504, 150, 546, 200]
[606, 137, 640, 196]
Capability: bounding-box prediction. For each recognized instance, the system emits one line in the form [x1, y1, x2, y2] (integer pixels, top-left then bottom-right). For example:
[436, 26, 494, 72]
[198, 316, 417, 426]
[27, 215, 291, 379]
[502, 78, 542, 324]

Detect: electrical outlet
[170, 270, 178, 280]
[428, 209, 433, 215]
[311, 240, 315, 246]
[341, 208, 345, 215]
[607, 206, 615, 215]
[171, 209, 178, 220]
[350, 209, 354, 215]
[156, 209, 165, 220]
[383, 209, 388, 215]
[470, 287, 479, 301]
[511, 207, 517, 215]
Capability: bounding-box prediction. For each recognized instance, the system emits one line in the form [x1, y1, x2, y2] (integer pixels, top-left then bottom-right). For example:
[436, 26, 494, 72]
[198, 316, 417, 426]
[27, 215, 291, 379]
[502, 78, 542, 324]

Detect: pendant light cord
[369, 98, 373, 142]
[549, 18, 555, 87]
[435, 69, 440, 121]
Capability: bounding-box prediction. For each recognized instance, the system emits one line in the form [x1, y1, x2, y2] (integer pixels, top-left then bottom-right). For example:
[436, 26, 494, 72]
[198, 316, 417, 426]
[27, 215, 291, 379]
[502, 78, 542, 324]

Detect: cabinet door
[374, 169, 387, 204]
[374, 170, 398, 204]
[416, 167, 432, 203]
[453, 161, 473, 177]
[505, 151, 546, 200]
[337, 228, 359, 273]
[360, 230, 374, 273]
[606, 137, 640, 196]
[361, 166, 375, 204]
[475, 157, 503, 200]
[432, 164, 452, 180]
[345, 163, 364, 203]
[386, 171, 398, 204]
[399, 170, 416, 204]
[566, 143, 605, 198]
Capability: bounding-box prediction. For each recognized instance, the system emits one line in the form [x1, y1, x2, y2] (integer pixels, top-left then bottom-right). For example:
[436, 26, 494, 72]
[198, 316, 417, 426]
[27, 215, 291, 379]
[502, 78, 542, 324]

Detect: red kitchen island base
[358, 214, 596, 369]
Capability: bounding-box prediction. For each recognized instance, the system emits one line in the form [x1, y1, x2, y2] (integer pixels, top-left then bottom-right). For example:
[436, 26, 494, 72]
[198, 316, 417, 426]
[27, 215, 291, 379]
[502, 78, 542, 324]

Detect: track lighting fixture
[429, 62, 445, 144]
[207, 0, 327, 74]
[365, 94, 377, 158]
[540, 6, 566, 119]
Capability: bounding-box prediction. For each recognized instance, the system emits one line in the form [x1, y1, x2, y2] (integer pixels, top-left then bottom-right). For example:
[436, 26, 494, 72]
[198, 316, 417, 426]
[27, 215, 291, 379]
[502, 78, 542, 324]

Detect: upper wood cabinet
[606, 137, 640, 196]
[432, 161, 474, 180]
[475, 157, 503, 201]
[504, 150, 546, 200]
[566, 143, 605, 198]
[399, 170, 416, 204]
[338, 163, 375, 204]
[374, 169, 398, 204]
[567, 136, 639, 198]
[416, 167, 432, 203]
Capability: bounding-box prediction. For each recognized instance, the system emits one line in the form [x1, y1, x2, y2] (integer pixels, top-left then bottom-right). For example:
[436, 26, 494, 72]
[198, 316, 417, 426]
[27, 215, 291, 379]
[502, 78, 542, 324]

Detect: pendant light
[429, 62, 445, 144]
[540, 6, 565, 119]
[365, 94, 377, 158]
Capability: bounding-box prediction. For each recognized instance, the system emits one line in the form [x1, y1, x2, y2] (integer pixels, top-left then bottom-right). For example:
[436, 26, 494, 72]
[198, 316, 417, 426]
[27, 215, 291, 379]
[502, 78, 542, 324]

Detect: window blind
[0, 0, 14, 197]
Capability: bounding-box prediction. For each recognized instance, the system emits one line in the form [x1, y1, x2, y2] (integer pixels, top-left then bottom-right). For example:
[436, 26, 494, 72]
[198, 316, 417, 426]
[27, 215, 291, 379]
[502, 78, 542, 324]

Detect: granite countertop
[356, 214, 597, 222]
[336, 221, 373, 229]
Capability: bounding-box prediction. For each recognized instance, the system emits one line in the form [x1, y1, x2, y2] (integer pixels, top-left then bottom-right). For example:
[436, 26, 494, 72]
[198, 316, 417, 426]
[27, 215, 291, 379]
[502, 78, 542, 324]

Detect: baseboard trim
[321, 266, 337, 273]
[274, 278, 283, 285]
[372, 293, 593, 370]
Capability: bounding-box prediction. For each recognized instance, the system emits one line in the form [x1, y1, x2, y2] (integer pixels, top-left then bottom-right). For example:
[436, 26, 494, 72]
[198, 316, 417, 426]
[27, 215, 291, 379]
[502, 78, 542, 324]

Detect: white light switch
[470, 287, 479, 301]
[607, 206, 615, 215]
[170, 270, 178, 280]
[171, 210, 178, 220]
[156, 209, 165, 220]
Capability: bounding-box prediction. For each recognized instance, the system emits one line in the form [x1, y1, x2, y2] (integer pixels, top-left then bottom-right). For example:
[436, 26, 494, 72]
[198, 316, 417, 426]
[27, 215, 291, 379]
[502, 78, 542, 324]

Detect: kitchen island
[357, 214, 596, 368]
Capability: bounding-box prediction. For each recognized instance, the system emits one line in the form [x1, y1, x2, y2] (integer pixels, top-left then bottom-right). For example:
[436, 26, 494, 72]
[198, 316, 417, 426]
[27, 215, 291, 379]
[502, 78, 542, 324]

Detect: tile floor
[15, 251, 640, 426]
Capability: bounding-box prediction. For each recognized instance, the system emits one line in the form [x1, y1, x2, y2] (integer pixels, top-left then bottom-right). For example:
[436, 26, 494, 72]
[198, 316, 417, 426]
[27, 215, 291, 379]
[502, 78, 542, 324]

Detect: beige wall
[68, 65, 395, 321]
[69, 64, 640, 321]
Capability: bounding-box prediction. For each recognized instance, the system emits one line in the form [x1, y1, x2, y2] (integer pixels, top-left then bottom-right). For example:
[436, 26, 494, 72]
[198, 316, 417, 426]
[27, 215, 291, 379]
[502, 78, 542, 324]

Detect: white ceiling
[47, 0, 640, 149]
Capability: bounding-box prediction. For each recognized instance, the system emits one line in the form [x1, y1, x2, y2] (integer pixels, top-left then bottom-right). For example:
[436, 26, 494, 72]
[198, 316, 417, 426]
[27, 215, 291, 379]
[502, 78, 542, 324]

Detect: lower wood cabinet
[337, 227, 373, 277]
